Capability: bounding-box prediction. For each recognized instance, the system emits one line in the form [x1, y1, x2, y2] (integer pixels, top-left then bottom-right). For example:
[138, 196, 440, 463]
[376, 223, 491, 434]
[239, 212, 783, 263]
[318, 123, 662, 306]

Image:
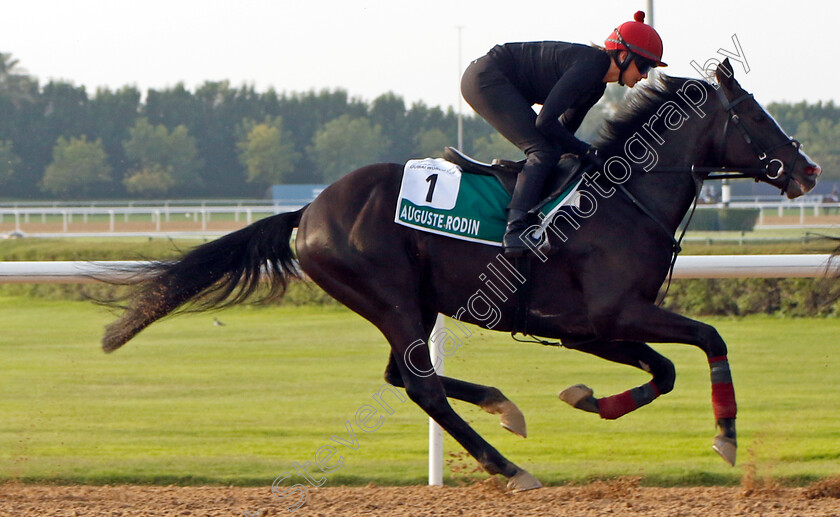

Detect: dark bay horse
[102, 60, 820, 491]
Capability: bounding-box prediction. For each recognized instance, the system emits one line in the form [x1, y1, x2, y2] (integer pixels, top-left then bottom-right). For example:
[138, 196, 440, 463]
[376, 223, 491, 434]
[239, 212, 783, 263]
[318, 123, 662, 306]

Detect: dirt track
[3, 479, 840, 517]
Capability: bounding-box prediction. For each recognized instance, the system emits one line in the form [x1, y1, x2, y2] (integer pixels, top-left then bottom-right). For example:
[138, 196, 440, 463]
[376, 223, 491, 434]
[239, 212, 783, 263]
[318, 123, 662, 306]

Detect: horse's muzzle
[804, 163, 822, 177]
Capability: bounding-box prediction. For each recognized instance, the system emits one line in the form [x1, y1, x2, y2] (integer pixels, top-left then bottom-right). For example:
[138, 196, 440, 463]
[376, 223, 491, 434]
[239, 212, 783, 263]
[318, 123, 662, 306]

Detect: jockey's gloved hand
[583, 146, 606, 172]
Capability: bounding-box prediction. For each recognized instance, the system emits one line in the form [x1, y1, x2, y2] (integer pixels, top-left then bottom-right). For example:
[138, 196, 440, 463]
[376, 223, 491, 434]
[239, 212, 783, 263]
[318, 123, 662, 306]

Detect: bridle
[614, 83, 805, 303]
[639, 84, 804, 190]
[704, 85, 802, 190]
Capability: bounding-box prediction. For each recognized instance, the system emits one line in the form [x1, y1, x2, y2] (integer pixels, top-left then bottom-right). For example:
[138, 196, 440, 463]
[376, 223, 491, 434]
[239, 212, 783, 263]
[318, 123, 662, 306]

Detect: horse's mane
[595, 75, 715, 153]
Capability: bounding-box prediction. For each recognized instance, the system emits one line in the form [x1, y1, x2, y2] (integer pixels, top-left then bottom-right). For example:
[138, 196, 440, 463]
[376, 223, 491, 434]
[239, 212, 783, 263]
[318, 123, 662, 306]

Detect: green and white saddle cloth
[394, 158, 582, 246]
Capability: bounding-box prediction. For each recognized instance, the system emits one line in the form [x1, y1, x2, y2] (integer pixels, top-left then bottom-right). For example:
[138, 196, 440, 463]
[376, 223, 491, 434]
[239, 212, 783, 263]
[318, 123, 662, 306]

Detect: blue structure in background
[270, 184, 327, 205]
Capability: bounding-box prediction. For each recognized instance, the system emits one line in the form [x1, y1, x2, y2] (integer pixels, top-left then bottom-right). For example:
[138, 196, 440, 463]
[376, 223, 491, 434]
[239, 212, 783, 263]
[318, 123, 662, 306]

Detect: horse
[101, 59, 821, 491]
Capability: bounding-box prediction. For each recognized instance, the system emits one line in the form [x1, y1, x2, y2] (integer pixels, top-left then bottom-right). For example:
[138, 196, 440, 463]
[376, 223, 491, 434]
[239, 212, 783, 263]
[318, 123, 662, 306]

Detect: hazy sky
[3, 0, 836, 111]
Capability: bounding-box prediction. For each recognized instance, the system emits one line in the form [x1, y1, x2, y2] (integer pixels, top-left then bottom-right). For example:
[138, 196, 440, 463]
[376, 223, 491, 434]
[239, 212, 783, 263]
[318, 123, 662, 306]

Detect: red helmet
[605, 11, 667, 67]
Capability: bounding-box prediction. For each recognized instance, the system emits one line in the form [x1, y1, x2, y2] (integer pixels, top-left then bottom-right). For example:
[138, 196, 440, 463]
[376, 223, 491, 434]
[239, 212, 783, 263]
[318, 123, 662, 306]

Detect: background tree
[582, 83, 627, 143]
[307, 115, 388, 182]
[41, 136, 111, 198]
[369, 92, 413, 162]
[769, 101, 840, 180]
[237, 116, 300, 186]
[794, 118, 840, 180]
[123, 166, 176, 197]
[88, 86, 141, 192]
[413, 128, 449, 158]
[405, 101, 460, 153]
[0, 52, 36, 106]
[122, 118, 202, 196]
[0, 52, 38, 198]
[1, 49, 837, 199]
[0, 140, 20, 186]
[470, 132, 521, 163]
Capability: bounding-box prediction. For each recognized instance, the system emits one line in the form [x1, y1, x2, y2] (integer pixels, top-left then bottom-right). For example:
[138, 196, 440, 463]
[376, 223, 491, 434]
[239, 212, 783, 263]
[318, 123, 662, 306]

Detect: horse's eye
[752, 114, 766, 123]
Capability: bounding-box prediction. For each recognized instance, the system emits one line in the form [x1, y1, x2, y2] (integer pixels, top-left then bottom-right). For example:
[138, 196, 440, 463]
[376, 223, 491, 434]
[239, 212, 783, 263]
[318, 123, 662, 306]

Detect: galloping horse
[102, 60, 820, 491]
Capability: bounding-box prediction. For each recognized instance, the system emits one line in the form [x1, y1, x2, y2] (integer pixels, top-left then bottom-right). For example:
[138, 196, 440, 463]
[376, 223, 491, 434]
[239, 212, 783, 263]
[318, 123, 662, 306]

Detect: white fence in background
[0, 255, 836, 283]
[1, 198, 839, 238]
[720, 201, 840, 226]
[0, 203, 303, 235]
[1, 254, 837, 486]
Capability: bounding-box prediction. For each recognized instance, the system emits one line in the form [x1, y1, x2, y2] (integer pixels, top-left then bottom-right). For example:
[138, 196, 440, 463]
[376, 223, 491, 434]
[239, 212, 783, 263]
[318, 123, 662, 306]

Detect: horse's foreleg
[606, 304, 738, 465]
[709, 355, 737, 465]
[384, 353, 527, 437]
[559, 340, 675, 419]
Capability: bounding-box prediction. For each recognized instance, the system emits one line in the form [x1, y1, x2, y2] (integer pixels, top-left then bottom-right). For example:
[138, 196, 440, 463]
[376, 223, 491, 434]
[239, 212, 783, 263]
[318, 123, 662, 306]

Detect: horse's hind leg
[374, 313, 540, 491]
[384, 353, 527, 437]
[298, 249, 539, 489]
[559, 340, 676, 419]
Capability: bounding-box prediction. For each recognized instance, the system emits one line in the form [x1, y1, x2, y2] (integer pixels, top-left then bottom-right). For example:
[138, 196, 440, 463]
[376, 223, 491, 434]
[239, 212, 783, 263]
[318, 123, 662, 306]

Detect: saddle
[442, 147, 585, 343]
[442, 147, 522, 196]
[442, 147, 585, 206]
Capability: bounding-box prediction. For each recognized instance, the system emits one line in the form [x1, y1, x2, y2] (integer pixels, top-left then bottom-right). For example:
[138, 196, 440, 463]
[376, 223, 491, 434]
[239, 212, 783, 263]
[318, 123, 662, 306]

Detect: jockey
[460, 11, 666, 258]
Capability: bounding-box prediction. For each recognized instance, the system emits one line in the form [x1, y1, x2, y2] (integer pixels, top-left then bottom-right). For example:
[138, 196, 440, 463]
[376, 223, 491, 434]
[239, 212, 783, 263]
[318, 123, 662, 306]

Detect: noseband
[710, 86, 801, 188]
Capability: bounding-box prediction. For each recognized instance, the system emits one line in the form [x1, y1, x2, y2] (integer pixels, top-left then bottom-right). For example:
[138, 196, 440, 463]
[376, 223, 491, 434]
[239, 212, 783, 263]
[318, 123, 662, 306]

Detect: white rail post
[428, 313, 445, 486]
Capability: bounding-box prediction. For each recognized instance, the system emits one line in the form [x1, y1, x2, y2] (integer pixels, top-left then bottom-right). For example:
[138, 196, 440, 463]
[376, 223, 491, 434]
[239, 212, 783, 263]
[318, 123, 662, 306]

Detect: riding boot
[503, 155, 554, 257]
[502, 208, 534, 258]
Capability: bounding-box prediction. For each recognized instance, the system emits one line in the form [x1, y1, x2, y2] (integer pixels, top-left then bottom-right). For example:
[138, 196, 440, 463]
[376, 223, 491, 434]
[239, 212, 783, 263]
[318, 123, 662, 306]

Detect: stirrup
[502, 221, 537, 258]
[503, 231, 531, 257]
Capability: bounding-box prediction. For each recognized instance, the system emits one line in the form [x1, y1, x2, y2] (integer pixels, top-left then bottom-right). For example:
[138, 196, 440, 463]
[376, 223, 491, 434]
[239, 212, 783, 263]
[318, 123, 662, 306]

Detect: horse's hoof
[481, 399, 527, 438]
[559, 384, 599, 413]
[713, 435, 737, 466]
[506, 469, 542, 492]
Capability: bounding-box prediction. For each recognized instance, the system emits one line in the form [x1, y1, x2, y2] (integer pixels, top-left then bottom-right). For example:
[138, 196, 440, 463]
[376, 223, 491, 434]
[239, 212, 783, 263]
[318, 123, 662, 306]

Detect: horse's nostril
[805, 164, 822, 177]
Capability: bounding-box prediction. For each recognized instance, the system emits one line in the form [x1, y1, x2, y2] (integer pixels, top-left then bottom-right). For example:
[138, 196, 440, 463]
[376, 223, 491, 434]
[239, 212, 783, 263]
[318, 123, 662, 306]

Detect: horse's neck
[617, 110, 720, 232]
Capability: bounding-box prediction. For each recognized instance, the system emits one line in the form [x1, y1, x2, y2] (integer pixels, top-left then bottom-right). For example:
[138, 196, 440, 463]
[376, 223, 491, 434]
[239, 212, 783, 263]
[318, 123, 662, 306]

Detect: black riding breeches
[461, 56, 564, 211]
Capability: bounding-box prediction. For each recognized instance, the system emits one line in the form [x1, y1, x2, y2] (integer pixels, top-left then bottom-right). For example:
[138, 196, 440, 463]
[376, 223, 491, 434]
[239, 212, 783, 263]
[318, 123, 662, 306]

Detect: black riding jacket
[487, 42, 611, 155]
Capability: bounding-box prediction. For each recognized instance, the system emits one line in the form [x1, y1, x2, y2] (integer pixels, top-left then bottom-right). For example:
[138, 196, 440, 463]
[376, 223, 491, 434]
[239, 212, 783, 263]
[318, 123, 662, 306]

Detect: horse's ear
[715, 58, 735, 88]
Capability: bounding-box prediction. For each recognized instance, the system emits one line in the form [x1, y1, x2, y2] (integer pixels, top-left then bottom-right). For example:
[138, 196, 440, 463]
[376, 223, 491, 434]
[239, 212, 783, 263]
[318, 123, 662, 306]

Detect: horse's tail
[102, 206, 307, 353]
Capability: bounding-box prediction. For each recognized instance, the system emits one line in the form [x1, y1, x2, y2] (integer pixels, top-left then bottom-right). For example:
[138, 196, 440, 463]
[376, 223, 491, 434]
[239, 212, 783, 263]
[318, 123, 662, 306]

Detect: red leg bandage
[598, 390, 636, 420]
[709, 356, 737, 419]
[598, 382, 660, 420]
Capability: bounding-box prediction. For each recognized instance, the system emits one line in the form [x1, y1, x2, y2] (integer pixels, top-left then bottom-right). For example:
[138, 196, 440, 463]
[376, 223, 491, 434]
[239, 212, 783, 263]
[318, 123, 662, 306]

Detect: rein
[615, 176, 700, 306]
[612, 85, 801, 305]
[640, 86, 801, 181]
[513, 80, 805, 341]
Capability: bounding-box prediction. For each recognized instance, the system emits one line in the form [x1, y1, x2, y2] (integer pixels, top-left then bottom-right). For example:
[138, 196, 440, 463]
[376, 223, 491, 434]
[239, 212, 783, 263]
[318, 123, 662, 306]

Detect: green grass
[1, 297, 839, 487]
[0, 237, 198, 261]
[681, 227, 840, 255]
[4, 229, 838, 262]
